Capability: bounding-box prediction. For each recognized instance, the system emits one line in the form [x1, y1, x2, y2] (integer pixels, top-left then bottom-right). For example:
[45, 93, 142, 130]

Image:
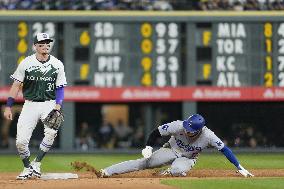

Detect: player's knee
[171, 166, 188, 177]
[44, 127, 58, 139]
[16, 138, 29, 150]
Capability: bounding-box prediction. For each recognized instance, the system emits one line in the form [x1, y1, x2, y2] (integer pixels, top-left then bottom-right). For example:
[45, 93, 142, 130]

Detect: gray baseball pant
[104, 147, 196, 176]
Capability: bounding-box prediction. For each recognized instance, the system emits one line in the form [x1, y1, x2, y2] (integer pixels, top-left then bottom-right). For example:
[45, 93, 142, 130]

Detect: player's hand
[54, 104, 61, 110]
[3, 107, 13, 120]
[142, 146, 153, 159]
[237, 165, 254, 177]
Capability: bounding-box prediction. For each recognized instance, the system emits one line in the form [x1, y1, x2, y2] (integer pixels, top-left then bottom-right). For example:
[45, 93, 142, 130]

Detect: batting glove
[142, 146, 153, 159]
[237, 165, 254, 177]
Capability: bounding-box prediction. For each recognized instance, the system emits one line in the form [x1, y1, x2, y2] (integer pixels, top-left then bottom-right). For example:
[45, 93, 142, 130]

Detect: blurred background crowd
[0, 0, 284, 11]
[0, 104, 274, 150]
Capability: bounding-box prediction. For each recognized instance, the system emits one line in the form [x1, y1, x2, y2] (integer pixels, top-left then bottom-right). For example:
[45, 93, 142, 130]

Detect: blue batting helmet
[183, 114, 205, 133]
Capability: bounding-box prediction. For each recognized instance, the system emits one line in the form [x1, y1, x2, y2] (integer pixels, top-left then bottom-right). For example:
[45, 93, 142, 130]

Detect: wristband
[6, 97, 15, 107]
[55, 87, 64, 106]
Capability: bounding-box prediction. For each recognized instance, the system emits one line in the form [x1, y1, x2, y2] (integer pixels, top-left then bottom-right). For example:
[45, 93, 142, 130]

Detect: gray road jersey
[158, 120, 225, 159]
[11, 54, 67, 101]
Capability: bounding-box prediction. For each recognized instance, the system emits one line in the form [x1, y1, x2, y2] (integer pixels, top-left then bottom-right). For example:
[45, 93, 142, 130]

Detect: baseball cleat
[31, 161, 41, 178]
[16, 166, 33, 180]
[159, 168, 172, 176]
[97, 169, 110, 178]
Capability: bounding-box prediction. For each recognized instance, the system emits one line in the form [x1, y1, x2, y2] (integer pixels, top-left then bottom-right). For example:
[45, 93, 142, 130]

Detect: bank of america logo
[193, 89, 204, 98]
[263, 89, 274, 98]
[122, 90, 133, 98]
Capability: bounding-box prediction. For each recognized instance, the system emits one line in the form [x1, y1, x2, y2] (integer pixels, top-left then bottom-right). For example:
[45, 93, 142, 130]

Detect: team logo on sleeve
[161, 124, 169, 131]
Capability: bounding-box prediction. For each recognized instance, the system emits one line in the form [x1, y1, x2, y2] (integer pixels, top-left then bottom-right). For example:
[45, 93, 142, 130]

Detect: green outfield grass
[161, 178, 284, 189]
[0, 152, 283, 189]
[0, 152, 284, 172]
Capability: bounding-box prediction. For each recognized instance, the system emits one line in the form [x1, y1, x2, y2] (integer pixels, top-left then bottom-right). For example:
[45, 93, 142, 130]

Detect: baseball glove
[43, 109, 64, 130]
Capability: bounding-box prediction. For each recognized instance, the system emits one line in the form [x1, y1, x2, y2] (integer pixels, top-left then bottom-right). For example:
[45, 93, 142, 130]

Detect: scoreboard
[211, 22, 284, 87]
[195, 21, 284, 87]
[1, 11, 284, 102]
[66, 13, 284, 89]
[67, 20, 182, 87]
[91, 22, 181, 87]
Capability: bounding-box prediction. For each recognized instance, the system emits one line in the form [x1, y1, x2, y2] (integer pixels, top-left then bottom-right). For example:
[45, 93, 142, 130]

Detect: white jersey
[11, 54, 67, 101]
[158, 120, 225, 159]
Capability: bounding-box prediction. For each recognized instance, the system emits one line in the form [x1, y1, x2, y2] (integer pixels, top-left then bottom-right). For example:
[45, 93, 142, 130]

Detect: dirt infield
[1, 169, 284, 189]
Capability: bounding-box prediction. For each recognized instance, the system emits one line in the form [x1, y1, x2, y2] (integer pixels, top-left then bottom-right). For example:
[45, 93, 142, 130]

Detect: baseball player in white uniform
[3, 33, 67, 180]
[98, 114, 254, 178]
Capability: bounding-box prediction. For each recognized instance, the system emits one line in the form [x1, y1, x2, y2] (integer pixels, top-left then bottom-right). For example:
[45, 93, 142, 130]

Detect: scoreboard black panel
[0, 21, 60, 85]
[1, 12, 284, 87]
[213, 22, 248, 87]
[0, 24, 3, 86]
[194, 20, 284, 87]
[91, 22, 182, 87]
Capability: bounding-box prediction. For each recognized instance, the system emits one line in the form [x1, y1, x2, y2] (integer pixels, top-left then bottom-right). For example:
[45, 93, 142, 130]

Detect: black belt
[28, 99, 53, 102]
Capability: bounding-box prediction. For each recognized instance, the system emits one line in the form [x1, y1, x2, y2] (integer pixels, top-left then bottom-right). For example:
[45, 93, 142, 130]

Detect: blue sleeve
[220, 146, 240, 168]
[55, 86, 64, 105]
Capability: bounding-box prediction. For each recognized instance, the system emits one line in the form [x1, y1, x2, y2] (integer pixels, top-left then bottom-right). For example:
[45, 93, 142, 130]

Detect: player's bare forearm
[3, 81, 22, 120]
[9, 81, 22, 98]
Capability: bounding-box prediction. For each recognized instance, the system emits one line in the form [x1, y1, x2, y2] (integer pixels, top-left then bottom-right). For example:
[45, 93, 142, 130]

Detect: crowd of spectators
[221, 123, 268, 148]
[198, 0, 284, 11]
[0, 112, 280, 150]
[0, 0, 284, 11]
[0, 0, 174, 10]
[75, 119, 144, 150]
